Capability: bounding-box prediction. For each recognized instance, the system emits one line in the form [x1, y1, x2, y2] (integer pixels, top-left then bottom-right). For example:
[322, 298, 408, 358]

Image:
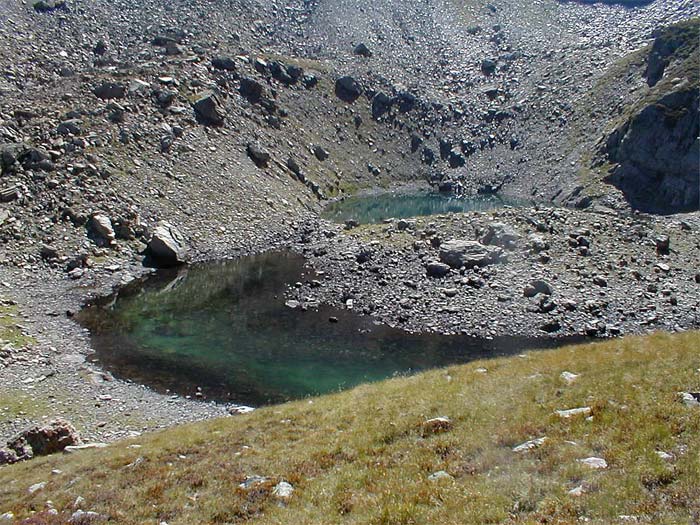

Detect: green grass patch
[1, 331, 699, 524]
[0, 304, 34, 348]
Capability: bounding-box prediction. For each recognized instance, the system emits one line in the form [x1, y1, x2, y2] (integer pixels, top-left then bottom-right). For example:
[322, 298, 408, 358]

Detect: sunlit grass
[1, 331, 698, 524]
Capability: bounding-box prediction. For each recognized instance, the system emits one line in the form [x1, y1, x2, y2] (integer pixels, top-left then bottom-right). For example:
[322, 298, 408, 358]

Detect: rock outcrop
[604, 88, 699, 213]
[0, 419, 81, 464]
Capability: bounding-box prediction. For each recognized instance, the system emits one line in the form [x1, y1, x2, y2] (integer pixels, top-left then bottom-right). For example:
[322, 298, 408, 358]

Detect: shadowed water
[322, 190, 529, 224]
[78, 252, 575, 406]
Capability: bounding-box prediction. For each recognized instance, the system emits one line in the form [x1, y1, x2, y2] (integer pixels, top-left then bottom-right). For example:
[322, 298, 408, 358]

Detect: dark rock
[593, 276, 608, 287]
[426, 261, 451, 278]
[40, 245, 59, 261]
[410, 134, 423, 153]
[93, 40, 107, 56]
[163, 40, 184, 55]
[57, 119, 81, 136]
[371, 92, 393, 119]
[301, 74, 318, 88]
[247, 142, 271, 167]
[397, 92, 416, 112]
[93, 82, 126, 100]
[655, 235, 670, 255]
[211, 56, 237, 72]
[448, 150, 465, 168]
[193, 92, 225, 125]
[439, 138, 452, 160]
[604, 88, 699, 213]
[312, 145, 329, 161]
[239, 77, 264, 104]
[33, 0, 67, 12]
[335, 76, 362, 103]
[354, 43, 373, 57]
[481, 59, 497, 75]
[540, 319, 562, 333]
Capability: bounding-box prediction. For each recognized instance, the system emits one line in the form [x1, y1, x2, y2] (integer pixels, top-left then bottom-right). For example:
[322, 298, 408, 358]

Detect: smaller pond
[322, 189, 529, 225]
[78, 252, 578, 406]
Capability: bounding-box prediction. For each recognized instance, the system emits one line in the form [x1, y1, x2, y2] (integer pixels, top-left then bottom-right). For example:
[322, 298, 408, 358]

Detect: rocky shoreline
[2, 197, 698, 448]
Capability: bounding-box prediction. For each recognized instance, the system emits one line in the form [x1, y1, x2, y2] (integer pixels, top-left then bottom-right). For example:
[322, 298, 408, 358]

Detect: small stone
[239, 476, 268, 490]
[228, 405, 255, 415]
[69, 510, 106, 524]
[655, 235, 670, 254]
[592, 276, 608, 287]
[353, 43, 372, 57]
[426, 261, 451, 278]
[64, 443, 108, 453]
[568, 485, 585, 497]
[680, 392, 700, 407]
[89, 214, 116, 245]
[147, 221, 188, 267]
[428, 470, 454, 481]
[272, 481, 294, 500]
[247, 142, 271, 167]
[523, 279, 553, 297]
[655, 450, 673, 461]
[556, 407, 592, 418]
[422, 416, 452, 435]
[512, 437, 547, 453]
[560, 371, 579, 384]
[578, 457, 607, 469]
[28, 481, 47, 494]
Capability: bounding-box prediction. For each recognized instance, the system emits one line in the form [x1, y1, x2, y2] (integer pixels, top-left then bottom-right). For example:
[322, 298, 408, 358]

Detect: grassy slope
[1, 332, 699, 524]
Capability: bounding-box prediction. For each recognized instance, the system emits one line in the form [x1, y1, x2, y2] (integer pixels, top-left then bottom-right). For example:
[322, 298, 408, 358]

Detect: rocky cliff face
[600, 19, 699, 214]
[605, 87, 699, 213]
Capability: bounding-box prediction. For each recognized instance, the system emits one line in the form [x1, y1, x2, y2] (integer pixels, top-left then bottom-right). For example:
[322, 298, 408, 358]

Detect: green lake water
[78, 252, 571, 406]
[322, 190, 529, 224]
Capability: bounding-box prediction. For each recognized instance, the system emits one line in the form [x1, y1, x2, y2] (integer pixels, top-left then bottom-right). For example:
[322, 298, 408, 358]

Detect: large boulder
[239, 77, 264, 103]
[335, 76, 362, 103]
[193, 92, 226, 126]
[439, 240, 502, 268]
[1, 419, 81, 464]
[147, 221, 188, 267]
